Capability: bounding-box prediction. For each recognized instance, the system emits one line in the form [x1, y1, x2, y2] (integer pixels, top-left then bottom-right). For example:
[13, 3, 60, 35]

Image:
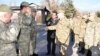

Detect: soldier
[95, 12, 100, 46]
[89, 13, 100, 56]
[17, 1, 33, 56]
[72, 13, 83, 48]
[0, 5, 20, 56]
[95, 12, 100, 45]
[84, 13, 96, 56]
[77, 14, 87, 54]
[47, 10, 71, 56]
[30, 8, 38, 56]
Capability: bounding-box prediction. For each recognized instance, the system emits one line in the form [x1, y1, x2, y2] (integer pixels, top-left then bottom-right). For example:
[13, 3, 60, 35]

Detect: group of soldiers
[46, 10, 100, 56]
[0, 1, 100, 56]
[0, 1, 37, 56]
[71, 12, 100, 56]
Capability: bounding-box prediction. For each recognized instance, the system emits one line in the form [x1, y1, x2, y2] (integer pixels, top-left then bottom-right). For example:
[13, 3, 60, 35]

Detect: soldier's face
[52, 13, 57, 19]
[25, 7, 31, 14]
[4, 12, 12, 23]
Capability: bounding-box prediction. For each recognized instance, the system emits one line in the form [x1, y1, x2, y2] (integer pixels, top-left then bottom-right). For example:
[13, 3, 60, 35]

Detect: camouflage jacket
[0, 20, 20, 56]
[17, 12, 33, 29]
[48, 16, 70, 44]
[72, 17, 82, 35]
[79, 19, 87, 38]
[95, 17, 100, 44]
[84, 21, 95, 47]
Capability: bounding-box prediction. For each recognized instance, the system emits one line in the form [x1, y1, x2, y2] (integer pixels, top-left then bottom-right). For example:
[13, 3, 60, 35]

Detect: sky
[0, 0, 100, 11]
[73, 0, 100, 11]
[0, 0, 41, 6]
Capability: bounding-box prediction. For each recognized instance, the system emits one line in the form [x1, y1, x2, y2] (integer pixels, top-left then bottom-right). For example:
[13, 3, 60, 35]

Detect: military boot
[85, 49, 91, 56]
[77, 41, 85, 54]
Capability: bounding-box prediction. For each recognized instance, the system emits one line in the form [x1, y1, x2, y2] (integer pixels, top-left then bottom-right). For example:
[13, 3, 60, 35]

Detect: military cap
[20, 1, 31, 7]
[0, 4, 11, 12]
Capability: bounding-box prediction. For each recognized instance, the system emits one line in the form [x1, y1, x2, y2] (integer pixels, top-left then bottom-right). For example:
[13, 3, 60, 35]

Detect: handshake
[44, 26, 56, 31]
[44, 27, 49, 31]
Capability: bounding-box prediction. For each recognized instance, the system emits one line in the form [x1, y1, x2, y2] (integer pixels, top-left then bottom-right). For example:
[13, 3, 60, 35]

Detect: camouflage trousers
[60, 44, 67, 56]
[58, 37, 69, 56]
[18, 29, 31, 56]
[74, 34, 80, 44]
[29, 29, 37, 55]
[0, 44, 17, 56]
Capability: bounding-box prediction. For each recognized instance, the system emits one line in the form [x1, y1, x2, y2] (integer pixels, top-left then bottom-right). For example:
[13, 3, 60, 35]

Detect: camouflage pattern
[95, 17, 100, 45]
[84, 13, 99, 49]
[48, 13, 70, 56]
[17, 12, 33, 56]
[69, 18, 73, 30]
[84, 21, 95, 49]
[94, 22, 100, 46]
[72, 16, 82, 44]
[79, 18, 87, 41]
[29, 16, 37, 55]
[0, 20, 20, 56]
[55, 17, 70, 45]
[48, 16, 70, 44]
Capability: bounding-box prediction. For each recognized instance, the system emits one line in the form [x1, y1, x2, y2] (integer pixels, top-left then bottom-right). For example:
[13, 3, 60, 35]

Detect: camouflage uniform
[29, 16, 37, 55]
[79, 18, 87, 42]
[95, 23, 100, 46]
[29, 8, 37, 55]
[48, 15, 70, 56]
[84, 13, 98, 49]
[17, 12, 33, 56]
[72, 17, 82, 44]
[0, 4, 20, 56]
[94, 17, 100, 46]
[84, 21, 96, 49]
[0, 20, 20, 56]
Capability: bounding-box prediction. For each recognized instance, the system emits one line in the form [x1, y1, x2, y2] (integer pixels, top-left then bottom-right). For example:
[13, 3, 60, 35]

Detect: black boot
[85, 49, 91, 56]
[78, 47, 85, 54]
[32, 53, 38, 56]
[46, 52, 50, 55]
[78, 41, 85, 54]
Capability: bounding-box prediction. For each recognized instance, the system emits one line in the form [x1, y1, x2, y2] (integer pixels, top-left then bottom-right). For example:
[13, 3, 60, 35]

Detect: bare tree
[42, 0, 59, 12]
[60, 0, 76, 18]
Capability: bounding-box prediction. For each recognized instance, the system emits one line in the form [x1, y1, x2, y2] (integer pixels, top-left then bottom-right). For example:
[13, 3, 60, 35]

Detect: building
[10, 4, 49, 24]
